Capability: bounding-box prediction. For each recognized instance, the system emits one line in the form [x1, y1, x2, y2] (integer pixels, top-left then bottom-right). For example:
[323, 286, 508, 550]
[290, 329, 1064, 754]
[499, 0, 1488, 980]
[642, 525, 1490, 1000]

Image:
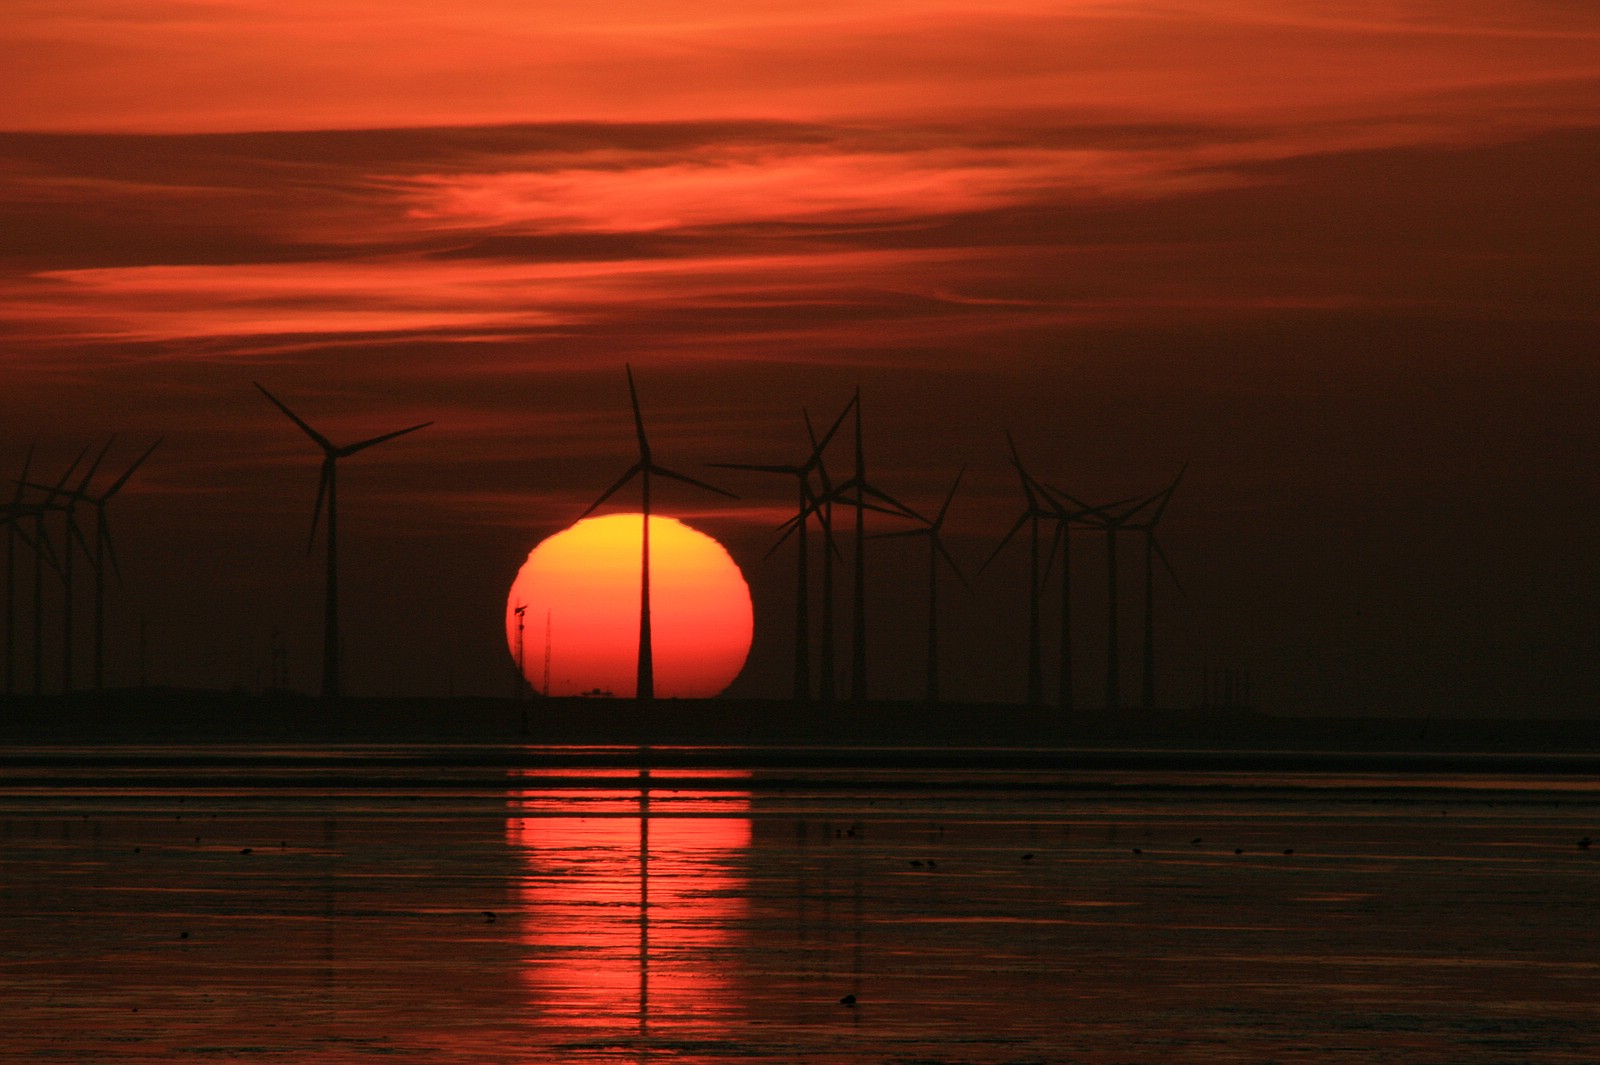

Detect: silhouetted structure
[256, 383, 432, 698]
[1131, 467, 1185, 710]
[872, 468, 966, 704]
[984, 435, 1053, 708]
[831, 392, 920, 705]
[712, 400, 853, 703]
[579, 366, 734, 703]
[26, 439, 162, 691]
[2, 446, 35, 696]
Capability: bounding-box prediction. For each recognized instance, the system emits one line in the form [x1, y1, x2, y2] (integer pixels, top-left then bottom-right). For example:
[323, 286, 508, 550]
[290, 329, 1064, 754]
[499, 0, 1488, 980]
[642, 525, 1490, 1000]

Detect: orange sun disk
[505, 513, 753, 698]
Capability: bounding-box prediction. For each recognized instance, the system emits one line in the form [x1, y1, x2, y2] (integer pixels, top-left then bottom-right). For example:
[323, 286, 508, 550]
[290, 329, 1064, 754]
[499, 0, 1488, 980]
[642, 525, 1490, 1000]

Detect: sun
[505, 514, 753, 698]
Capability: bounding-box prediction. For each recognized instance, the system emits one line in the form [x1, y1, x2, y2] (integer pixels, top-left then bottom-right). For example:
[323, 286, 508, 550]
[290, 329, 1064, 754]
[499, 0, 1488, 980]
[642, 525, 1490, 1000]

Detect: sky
[3, 0, 1597, 716]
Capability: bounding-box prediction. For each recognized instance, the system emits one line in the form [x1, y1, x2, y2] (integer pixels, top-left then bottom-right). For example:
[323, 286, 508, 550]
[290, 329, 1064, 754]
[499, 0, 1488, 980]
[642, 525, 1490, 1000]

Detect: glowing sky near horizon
[3, 0, 1596, 711]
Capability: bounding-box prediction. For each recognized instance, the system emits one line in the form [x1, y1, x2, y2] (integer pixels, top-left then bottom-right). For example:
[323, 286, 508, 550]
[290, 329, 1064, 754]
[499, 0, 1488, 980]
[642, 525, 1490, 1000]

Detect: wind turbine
[24, 439, 162, 692]
[54, 439, 115, 692]
[982, 434, 1052, 708]
[25, 449, 86, 695]
[1131, 466, 1185, 710]
[83, 440, 162, 690]
[872, 468, 966, 705]
[710, 399, 853, 703]
[1082, 480, 1177, 713]
[3, 446, 35, 697]
[578, 365, 736, 702]
[1036, 482, 1139, 714]
[831, 390, 921, 705]
[256, 383, 432, 698]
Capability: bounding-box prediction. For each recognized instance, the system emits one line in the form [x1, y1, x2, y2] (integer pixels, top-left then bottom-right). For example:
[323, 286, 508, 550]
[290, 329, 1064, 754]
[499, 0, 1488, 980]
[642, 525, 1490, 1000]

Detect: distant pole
[4, 522, 14, 697]
[32, 510, 45, 696]
[926, 532, 940, 706]
[514, 602, 527, 699]
[1105, 526, 1119, 711]
[1026, 509, 1042, 708]
[818, 493, 836, 702]
[1142, 528, 1156, 710]
[1056, 520, 1073, 713]
[793, 478, 810, 704]
[91, 523, 106, 690]
[543, 608, 552, 697]
[61, 505, 74, 693]
[850, 399, 867, 706]
[323, 462, 340, 698]
[636, 473, 654, 702]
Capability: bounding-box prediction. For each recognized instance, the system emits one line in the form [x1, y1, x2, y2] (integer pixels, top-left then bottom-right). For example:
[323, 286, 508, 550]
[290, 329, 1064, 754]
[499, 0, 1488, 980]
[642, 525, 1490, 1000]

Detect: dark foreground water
[2, 746, 1597, 1063]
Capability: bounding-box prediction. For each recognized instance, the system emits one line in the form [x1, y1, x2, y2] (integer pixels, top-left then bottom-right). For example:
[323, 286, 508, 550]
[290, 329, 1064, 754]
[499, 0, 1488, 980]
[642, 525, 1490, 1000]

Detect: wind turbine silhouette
[55, 439, 115, 692]
[25, 449, 86, 694]
[871, 468, 966, 705]
[1037, 481, 1137, 714]
[1082, 477, 1182, 713]
[578, 366, 735, 702]
[1131, 466, 1185, 710]
[23, 439, 162, 691]
[3, 445, 36, 697]
[982, 434, 1052, 707]
[256, 383, 432, 698]
[710, 400, 853, 703]
[833, 390, 920, 705]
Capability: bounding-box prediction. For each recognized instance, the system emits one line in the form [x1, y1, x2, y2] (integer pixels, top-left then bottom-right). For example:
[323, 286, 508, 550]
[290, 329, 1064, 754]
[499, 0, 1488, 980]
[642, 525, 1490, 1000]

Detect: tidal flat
[2, 745, 1597, 1063]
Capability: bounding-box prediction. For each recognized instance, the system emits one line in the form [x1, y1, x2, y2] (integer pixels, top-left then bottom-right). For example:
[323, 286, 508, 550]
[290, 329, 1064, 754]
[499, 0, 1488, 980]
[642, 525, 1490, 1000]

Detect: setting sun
[505, 514, 752, 698]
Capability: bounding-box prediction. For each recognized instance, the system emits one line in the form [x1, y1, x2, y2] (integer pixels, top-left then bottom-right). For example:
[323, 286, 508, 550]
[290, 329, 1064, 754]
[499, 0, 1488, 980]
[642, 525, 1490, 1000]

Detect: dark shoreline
[3, 687, 1598, 758]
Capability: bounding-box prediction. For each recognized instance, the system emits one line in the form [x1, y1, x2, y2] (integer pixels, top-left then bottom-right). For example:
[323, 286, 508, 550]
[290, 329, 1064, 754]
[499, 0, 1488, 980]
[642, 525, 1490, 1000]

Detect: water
[2, 746, 1597, 1063]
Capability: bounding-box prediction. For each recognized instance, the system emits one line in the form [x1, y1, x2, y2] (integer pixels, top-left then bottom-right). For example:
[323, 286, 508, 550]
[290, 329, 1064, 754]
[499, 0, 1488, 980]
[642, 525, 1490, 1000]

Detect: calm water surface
[2, 745, 1597, 1063]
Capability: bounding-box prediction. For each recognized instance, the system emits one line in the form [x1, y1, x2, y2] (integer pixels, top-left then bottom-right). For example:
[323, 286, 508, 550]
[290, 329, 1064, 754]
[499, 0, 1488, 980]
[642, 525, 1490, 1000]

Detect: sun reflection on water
[505, 770, 752, 1040]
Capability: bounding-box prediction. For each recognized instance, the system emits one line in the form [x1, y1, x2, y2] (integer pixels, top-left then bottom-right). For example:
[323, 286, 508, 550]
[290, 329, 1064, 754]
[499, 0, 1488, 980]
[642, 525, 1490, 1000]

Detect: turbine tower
[983, 434, 1052, 708]
[829, 390, 919, 705]
[578, 365, 735, 702]
[1132, 466, 1185, 710]
[28, 439, 163, 691]
[710, 399, 852, 703]
[1087, 482, 1175, 713]
[256, 383, 432, 698]
[873, 468, 966, 705]
[3, 446, 35, 697]
[1037, 482, 1137, 714]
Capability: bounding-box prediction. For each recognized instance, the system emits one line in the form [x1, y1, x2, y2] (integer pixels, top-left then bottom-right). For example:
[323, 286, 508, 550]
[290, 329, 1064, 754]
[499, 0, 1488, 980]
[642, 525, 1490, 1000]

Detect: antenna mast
[513, 603, 527, 700]
[543, 608, 552, 697]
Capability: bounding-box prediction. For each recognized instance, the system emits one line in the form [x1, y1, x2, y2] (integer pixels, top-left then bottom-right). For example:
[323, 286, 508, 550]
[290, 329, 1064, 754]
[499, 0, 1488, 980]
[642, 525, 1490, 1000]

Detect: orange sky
[3, 0, 1597, 713]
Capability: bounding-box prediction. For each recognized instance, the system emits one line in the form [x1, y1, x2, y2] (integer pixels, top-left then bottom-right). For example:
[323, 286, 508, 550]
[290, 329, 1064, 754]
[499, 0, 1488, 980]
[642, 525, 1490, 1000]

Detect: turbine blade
[67, 510, 94, 559]
[10, 442, 35, 506]
[256, 382, 335, 452]
[339, 421, 433, 457]
[625, 364, 650, 461]
[933, 466, 965, 529]
[934, 536, 970, 590]
[1152, 535, 1185, 597]
[100, 438, 162, 501]
[1149, 463, 1188, 526]
[859, 482, 924, 522]
[1005, 431, 1040, 506]
[47, 446, 91, 502]
[577, 464, 643, 520]
[708, 462, 802, 476]
[648, 464, 738, 500]
[805, 394, 856, 472]
[865, 528, 926, 542]
[1041, 518, 1063, 581]
[100, 512, 123, 583]
[77, 436, 116, 496]
[307, 461, 332, 555]
[980, 510, 1031, 573]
